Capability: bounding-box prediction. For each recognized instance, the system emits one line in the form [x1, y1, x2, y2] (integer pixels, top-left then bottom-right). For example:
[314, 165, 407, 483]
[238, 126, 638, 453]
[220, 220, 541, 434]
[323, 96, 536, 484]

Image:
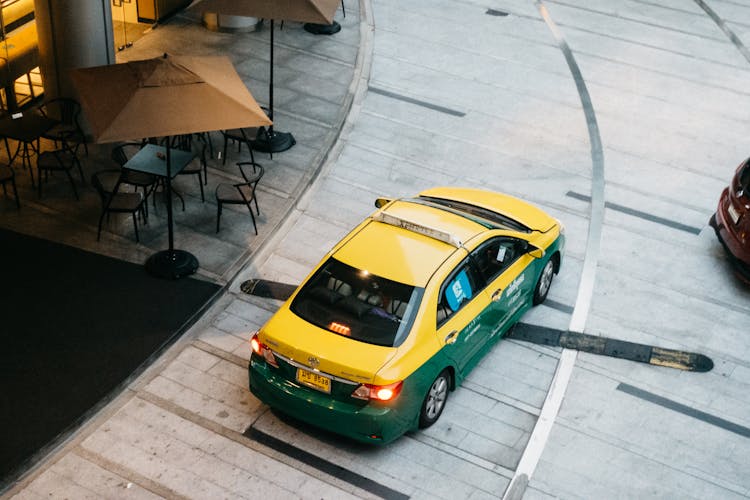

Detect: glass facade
[0, 0, 41, 111]
[0, 0, 191, 112]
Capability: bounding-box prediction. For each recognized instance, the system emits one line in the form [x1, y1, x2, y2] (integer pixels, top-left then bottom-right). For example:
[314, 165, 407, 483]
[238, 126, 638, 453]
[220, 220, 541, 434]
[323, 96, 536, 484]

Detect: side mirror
[527, 244, 545, 259]
[374, 197, 392, 208]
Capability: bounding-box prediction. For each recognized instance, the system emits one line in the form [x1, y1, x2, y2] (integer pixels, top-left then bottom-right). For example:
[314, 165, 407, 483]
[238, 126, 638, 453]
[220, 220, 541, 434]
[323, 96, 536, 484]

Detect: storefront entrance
[111, 0, 152, 52]
[0, 0, 42, 111]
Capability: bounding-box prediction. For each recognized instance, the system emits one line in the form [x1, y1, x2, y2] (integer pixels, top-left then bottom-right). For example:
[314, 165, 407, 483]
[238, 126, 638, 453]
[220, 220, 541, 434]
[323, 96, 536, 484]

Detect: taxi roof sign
[371, 211, 463, 247]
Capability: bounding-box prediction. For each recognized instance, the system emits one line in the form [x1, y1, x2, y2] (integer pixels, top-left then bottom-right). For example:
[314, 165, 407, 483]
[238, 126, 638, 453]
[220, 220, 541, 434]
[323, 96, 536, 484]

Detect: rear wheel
[533, 258, 555, 305]
[419, 370, 450, 428]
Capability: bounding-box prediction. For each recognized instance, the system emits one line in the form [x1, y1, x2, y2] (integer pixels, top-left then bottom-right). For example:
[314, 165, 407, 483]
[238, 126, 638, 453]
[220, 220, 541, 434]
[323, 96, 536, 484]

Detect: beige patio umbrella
[193, 0, 340, 153]
[71, 53, 271, 278]
[194, 0, 339, 24]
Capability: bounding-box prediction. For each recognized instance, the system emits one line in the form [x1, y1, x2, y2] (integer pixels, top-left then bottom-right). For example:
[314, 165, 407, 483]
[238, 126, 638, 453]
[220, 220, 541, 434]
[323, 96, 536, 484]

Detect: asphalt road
[5, 0, 750, 498]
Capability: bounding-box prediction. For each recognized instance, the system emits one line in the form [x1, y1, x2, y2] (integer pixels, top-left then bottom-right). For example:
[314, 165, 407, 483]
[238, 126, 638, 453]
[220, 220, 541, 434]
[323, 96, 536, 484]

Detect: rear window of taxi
[291, 258, 423, 347]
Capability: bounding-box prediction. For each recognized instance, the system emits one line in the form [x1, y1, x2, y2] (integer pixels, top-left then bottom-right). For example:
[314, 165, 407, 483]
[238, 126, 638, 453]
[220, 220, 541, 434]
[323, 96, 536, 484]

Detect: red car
[710, 157, 750, 282]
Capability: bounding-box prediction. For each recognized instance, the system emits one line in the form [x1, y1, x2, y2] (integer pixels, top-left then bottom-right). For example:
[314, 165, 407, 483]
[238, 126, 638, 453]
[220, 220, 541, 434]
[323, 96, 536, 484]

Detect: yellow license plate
[296, 368, 331, 393]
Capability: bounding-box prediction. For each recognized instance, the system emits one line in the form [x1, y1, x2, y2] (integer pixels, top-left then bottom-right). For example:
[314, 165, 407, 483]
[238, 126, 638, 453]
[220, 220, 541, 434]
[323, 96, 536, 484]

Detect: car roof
[333, 199, 487, 287]
[418, 186, 556, 232]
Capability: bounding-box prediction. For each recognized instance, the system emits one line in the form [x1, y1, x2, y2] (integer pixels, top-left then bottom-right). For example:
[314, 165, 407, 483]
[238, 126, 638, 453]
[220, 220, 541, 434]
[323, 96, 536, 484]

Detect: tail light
[250, 334, 262, 354]
[250, 332, 278, 368]
[351, 381, 403, 401]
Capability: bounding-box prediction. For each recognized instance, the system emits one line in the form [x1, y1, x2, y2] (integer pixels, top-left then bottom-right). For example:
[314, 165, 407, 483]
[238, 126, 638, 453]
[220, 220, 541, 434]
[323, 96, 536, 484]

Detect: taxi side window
[437, 259, 483, 327]
[472, 237, 524, 283]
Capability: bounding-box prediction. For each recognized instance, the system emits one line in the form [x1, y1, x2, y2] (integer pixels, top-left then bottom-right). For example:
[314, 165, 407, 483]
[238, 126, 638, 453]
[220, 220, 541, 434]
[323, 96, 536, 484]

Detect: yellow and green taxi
[249, 187, 565, 444]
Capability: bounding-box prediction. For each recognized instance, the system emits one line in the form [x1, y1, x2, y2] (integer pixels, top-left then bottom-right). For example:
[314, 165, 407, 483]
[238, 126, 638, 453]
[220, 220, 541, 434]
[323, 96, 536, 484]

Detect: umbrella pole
[252, 19, 296, 154]
[166, 143, 175, 251]
[269, 19, 274, 136]
[145, 139, 199, 279]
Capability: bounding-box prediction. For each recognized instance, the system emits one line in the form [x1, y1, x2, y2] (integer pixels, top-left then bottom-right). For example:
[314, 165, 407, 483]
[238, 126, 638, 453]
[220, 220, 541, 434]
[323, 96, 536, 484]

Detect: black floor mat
[0, 228, 220, 484]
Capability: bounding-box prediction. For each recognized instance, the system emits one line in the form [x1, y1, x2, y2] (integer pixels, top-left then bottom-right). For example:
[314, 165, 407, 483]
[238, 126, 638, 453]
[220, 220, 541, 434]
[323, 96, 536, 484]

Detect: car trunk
[261, 310, 397, 397]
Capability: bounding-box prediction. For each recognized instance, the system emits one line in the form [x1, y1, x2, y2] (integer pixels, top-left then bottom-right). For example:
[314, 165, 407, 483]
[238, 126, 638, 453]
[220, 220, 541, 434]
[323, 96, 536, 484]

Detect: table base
[252, 130, 296, 153]
[145, 249, 199, 279]
[4, 137, 37, 187]
[303, 21, 342, 35]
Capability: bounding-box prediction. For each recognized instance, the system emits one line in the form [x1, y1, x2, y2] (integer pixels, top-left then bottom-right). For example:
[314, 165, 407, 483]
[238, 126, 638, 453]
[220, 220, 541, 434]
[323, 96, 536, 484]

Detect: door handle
[491, 289, 502, 302]
[444, 330, 458, 344]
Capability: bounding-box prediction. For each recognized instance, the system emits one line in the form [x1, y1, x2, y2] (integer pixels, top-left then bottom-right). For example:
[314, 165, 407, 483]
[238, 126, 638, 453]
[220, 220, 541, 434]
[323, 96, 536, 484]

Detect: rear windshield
[290, 258, 423, 347]
[740, 160, 750, 192]
[415, 196, 531, 233]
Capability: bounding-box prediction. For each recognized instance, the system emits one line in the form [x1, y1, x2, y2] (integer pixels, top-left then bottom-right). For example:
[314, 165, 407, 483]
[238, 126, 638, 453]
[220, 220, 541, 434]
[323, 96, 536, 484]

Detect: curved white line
[503, 2, 606, 498]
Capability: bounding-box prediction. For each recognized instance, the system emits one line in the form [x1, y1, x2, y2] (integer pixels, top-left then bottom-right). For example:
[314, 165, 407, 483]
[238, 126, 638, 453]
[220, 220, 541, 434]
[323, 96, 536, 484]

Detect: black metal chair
[0, 164, 20, 208]
[146, 136, 188, 212]
[39, 97, 88, 157]
[177, 134, 208, 202]
[215, 161, 264, 234]
[195, 131, 214, 159]
[37, 149, 84, 200]
[220, 128, 260, 165]
[112, 141, 158, 220]
[91, 169, 146, 243]
[221, 104, 273, 162]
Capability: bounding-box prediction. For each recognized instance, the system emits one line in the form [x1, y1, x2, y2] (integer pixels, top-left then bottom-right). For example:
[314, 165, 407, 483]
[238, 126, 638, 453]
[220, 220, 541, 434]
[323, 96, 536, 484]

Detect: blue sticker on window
[446, 269, 473, 311]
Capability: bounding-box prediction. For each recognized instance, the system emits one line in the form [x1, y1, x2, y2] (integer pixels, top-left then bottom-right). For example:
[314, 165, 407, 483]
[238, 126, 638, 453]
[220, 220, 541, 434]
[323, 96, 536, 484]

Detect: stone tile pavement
[4, 0, 750, 498]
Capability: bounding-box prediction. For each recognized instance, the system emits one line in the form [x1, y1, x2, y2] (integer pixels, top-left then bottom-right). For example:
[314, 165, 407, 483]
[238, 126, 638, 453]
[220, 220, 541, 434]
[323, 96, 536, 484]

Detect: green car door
[435, 256, 492, 375]
[473, 236, 537, 339]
